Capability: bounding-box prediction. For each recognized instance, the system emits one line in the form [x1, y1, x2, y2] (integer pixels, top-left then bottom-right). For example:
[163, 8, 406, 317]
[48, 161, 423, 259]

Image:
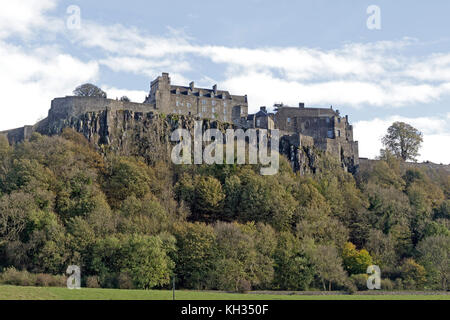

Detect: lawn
[0, 285, 449, 300]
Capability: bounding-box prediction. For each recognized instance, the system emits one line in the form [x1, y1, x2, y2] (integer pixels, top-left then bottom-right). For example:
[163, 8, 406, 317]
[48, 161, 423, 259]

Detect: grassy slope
[0, 285, 449, 300]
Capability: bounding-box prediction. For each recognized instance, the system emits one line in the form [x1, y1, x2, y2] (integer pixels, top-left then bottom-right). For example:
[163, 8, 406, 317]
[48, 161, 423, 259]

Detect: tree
[73, 83, 107, 98]
[172, 222, 217, 289]
[273, 232, 314, 290]
[400, 258, 426, 289]
[308, 244, 349, 291]
[194, 176, 225, 221]
[381, 122, 423, 161]
[341, 242, 373, 275]
[416, 235, 449, 290]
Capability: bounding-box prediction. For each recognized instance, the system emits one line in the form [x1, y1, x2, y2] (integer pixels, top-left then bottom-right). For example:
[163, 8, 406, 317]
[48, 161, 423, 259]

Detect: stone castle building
[1, 72, 359, 172]
[143, 72, 249, 125]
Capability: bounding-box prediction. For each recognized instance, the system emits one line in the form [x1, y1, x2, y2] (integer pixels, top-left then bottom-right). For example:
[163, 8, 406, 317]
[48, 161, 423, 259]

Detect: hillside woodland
[0, 129, 448, 292]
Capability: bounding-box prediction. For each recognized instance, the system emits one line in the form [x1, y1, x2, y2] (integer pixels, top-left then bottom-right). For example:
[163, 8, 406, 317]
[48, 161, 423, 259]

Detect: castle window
[256, 119, 261, 127]
[212, 107, 215, 113]
[187, 103, 191, 108]
[224, 102, 227, 107]
[223, 108, 227, 115]
[202, 106, 206, 112]
[176, 100, 180, 107]
[337, 130, 341, 137]
[327, 130, 333, 138]
[287, 117, 291, 124]
[212, 100, 216, 106]
[202, 100, 206, 105]
[326, 118, 330, 124]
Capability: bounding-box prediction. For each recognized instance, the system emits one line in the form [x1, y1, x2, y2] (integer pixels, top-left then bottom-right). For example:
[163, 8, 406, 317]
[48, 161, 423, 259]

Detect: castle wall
[48, 96, 155, 123]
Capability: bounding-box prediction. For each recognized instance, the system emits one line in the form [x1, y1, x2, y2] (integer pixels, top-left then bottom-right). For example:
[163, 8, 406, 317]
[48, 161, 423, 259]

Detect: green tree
[416, 235, 450, 290]
[381, 122, 423, 161]
[172, 222, 217, 289]
[307, 244, 349, 291]
[193, 176, 225, 221]
[103, 157, 154, 209]
[400, 258, 426, 289]
[273, 232, 314, 290]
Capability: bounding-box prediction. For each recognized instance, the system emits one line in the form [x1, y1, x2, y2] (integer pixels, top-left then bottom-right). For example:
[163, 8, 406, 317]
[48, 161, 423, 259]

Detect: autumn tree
[381, 122, 423, 161]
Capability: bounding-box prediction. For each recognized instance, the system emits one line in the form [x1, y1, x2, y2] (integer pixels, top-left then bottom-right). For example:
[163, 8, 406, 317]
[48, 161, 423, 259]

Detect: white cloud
[0, 0, 62, 39]
[101, 86, 147, 103]
[354, 115, 450, 164]
[65, 22, 450, 110]
[0, 41, 99, 130]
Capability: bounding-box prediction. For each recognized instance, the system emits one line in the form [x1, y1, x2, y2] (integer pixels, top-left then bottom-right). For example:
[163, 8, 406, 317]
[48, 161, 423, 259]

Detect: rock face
[37, 108, 322, 173]
[0, 97, 343, 175]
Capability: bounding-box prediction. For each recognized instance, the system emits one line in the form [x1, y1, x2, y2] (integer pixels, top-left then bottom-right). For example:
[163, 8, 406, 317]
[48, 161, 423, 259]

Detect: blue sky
[1, 0, 449, 163]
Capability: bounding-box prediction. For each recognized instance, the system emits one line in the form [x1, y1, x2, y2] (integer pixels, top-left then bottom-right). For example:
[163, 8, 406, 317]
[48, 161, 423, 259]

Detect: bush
[350, 274, 369, 291]
[0, 267, 36, 286]
[237, 279, 252, 293]
[381, 278, 394, 291]
[394, 278, 403, 290]
[86, 276, 100, 288]
[36, 273, 52, 287]
[118, 272, 134, 289]
[0, 267, 65, 287]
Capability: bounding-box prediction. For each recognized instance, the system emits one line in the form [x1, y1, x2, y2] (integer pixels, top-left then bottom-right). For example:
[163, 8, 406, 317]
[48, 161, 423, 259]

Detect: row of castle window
[182, 99, 227, 107]
[171, 108, 228, 121]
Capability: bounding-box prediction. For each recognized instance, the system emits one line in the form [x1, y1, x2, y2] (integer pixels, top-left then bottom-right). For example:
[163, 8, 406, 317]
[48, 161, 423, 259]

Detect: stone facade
[240, 102, 359, 173]
[144, 72, 249, 124]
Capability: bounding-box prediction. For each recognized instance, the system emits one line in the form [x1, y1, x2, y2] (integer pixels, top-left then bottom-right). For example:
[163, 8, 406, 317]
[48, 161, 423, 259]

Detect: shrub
[118, 272, 134, 289]
[49, 275, 66, 287]
[394, 278, 403, 290]
[237, 279, 252, 293]
[0, 267, 36, 286]
[36, 273, 52, 287]
[381, 278, 394, 291]
[350, 274, 369, 291]
[0, 267, 65, 287]
[86, 276, 100, 288]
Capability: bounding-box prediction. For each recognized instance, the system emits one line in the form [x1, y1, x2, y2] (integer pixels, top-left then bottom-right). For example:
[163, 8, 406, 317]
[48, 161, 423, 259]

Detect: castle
[1, 72, 360, 173]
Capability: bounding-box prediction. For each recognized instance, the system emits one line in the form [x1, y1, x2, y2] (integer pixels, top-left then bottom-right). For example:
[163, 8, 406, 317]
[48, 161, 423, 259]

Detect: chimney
[260, 106, 267, 113]
[213, 84, 217, 95]
[189, 81, 194, 90]
[299, 102, 305, 108]
[162, 72, 169, 77]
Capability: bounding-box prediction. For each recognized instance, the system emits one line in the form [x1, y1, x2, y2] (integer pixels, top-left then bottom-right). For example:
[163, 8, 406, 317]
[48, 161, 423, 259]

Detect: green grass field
[0, 285, 449, 300]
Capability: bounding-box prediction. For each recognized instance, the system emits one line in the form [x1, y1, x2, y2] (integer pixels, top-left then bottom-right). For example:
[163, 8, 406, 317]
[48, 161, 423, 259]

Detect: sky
[0, 0, 449, 164]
